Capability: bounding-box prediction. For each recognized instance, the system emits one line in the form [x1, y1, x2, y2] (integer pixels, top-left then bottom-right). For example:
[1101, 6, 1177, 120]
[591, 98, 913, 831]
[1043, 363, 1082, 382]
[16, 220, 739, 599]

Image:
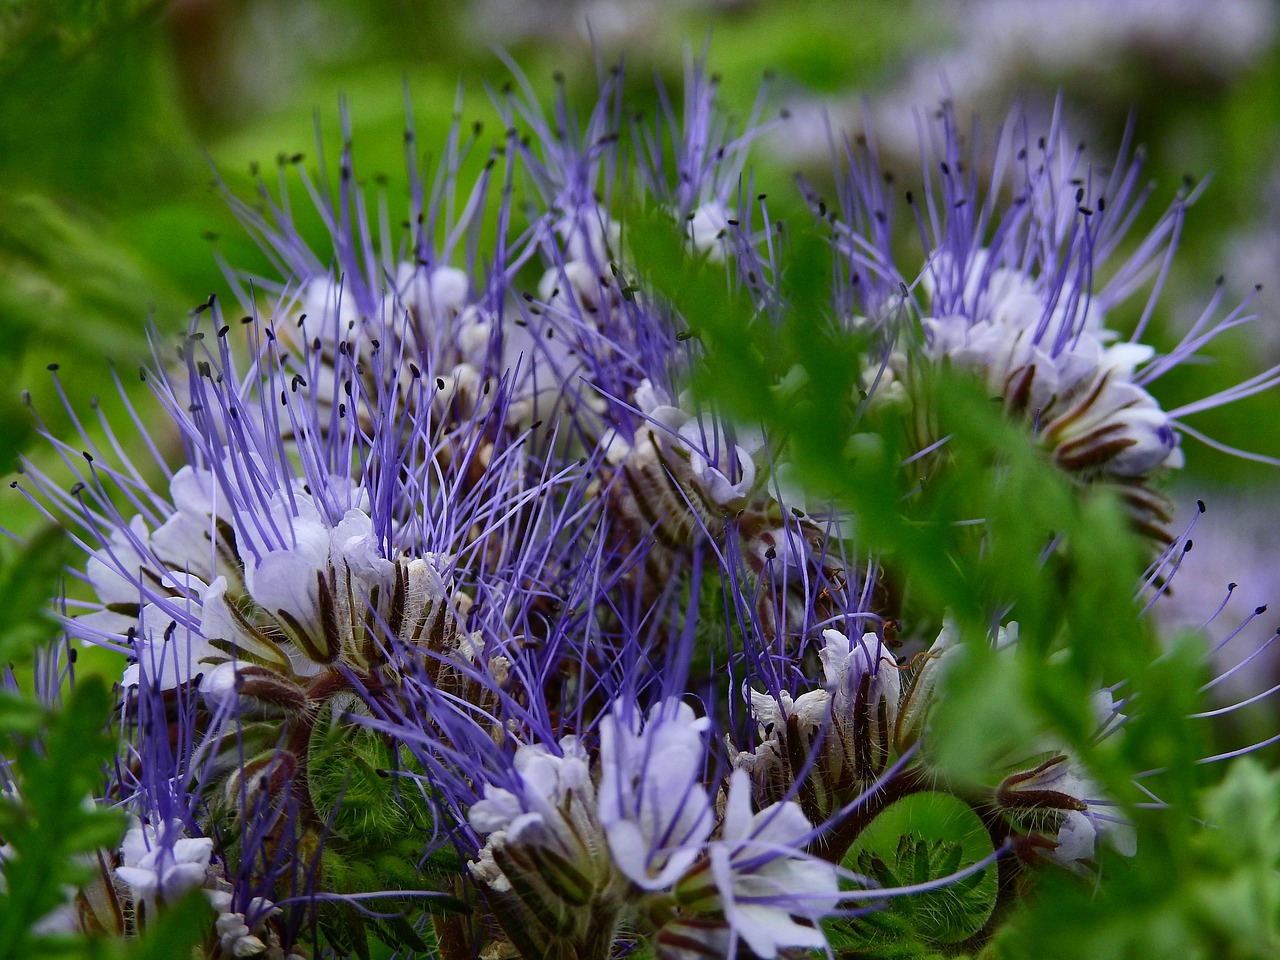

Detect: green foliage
[0, 0, 176, 200]
[992, 759, 1280, 960]
[123, 891, 215, 960]
[0, 680, 122, 956]
[1191, 759, 1280, 953]
[309, 704, 464, 957]
[309, 703, 437, 847]
[0, 527, 70, 665]
[0, 193, 163, 355]
[626, 206, 1154, 791]
[0, 672, 222, 958]
[308, 704, 463, 887]
[828, 792, 998, 958]
[0, 3, 203, 555]
[0, 1, 159, 60]
[0, 679, 124, 957]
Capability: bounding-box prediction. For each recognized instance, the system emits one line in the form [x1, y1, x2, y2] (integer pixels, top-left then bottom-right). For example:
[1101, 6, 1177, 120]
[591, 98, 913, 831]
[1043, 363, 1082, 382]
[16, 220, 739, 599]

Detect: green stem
[956, 798, 1026, 953]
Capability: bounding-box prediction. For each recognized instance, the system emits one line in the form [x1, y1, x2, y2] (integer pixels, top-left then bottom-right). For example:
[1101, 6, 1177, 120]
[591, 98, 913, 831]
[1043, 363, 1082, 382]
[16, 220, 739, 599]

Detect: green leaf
[828, 792, 998, 956]
[992, 759, 1280, 960]
[124, 889, 212, 960]
[0, 526, 73, 665]
[0, 677, 125, 958]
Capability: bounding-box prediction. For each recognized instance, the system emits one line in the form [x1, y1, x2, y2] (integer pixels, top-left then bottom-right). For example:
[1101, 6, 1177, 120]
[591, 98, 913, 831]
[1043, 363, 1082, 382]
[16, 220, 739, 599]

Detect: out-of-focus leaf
[993, 757, 1280, 960]
[0, 1, 177, 201]
[0, 0, 159, 61]
[0, 678, 125, 957]
[123, 888, 210, 960]
[0, 525, 71, 665]
[0, 193, 172, 355]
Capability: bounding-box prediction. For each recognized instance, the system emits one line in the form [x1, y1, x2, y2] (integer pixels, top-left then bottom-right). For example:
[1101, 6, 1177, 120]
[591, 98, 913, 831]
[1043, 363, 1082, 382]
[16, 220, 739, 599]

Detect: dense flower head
[821, 101, 1280, 545]
[452, 696, 841, 958]
[8, 52, 1280, 960]
[736, 627, 902, 818]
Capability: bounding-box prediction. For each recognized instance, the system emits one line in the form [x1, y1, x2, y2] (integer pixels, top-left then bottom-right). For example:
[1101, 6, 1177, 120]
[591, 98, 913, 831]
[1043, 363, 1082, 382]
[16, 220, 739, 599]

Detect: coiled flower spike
[825, 100, 1280, 544]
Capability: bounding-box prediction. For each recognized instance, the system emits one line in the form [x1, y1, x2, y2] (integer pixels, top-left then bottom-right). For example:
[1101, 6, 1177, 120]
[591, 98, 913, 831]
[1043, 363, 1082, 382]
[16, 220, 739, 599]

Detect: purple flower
[660, 769, 841, 958]
[598, 698, 716, 891]
[21, 50, 1279, 960]
[465, 735, 625, 956]
[468, 737, 602, 887]
[827, 102, 1280, 542]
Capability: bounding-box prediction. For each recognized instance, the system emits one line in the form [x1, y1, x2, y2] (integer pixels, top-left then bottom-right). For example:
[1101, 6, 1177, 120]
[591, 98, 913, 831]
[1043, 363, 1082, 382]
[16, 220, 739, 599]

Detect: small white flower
[116, 819, 213, 910]
[124, 593, 220, 690]
[538, 259, 617, 320]
[391, 262, 469, 330]
[598, 699, 715, 891]
[663, 770, 839, 958]
[206, 890, 276, 958]
[820, 628, 901, 721]
[297, 276, 362, 347]
[611, 379, 763, 539]
[747, 686, 829, 738]
[554, 202, 620, 264]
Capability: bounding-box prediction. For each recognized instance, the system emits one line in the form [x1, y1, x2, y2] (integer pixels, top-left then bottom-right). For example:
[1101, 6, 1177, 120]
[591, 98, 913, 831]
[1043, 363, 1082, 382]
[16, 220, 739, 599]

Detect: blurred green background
[2, 0, 1279, 673]
[2, 8, 1280, 957]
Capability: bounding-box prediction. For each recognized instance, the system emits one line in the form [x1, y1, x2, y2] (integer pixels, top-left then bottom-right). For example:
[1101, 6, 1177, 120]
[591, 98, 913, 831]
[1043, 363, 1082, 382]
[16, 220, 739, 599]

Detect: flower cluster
[7, 59, 1278, 960]
[827, 107, 1279, 543]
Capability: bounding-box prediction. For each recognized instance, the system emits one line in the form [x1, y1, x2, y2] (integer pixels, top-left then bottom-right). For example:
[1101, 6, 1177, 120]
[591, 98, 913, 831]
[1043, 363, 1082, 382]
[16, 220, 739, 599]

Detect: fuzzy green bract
[829, 792, 998, 957]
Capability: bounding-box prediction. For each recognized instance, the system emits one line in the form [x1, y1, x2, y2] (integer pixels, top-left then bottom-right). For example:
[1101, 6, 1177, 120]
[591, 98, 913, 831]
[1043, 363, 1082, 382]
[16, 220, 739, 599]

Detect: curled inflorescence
[8, 60, 1280, 960]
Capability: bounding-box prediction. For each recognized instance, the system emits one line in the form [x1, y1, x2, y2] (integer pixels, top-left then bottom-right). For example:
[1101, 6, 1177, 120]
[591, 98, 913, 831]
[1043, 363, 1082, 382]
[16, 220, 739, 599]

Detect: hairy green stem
[814, 765, 931, 864]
